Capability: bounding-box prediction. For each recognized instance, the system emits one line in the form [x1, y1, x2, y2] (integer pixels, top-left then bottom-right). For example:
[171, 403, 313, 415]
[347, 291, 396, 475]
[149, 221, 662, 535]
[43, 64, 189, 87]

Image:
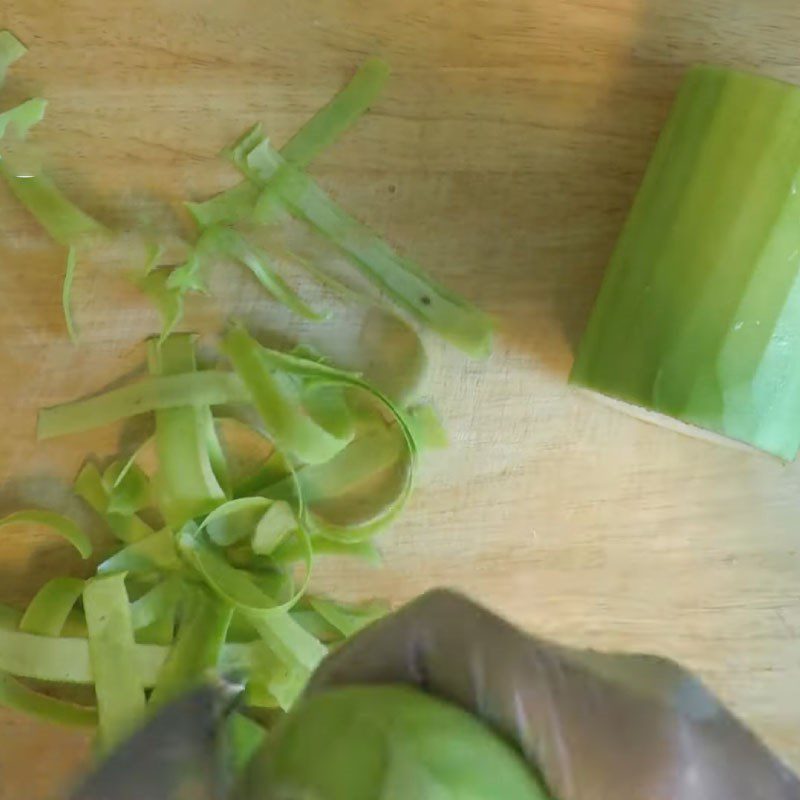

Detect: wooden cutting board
[1, 0, 798, 796]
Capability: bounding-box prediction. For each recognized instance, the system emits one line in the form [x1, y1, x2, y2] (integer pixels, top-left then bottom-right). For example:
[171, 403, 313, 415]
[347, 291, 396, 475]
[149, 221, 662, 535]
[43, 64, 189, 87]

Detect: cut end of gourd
[576, 388, 776, 459]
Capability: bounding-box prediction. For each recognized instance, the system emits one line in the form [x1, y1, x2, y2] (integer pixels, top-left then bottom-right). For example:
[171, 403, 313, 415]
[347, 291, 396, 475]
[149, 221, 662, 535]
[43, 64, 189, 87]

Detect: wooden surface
[2, 0, 800, 795]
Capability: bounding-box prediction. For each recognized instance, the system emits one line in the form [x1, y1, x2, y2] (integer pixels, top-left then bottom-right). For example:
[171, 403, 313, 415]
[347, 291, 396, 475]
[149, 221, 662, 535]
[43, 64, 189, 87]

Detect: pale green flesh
[571, 66, 800, 460]
[251, 687, 550, 800]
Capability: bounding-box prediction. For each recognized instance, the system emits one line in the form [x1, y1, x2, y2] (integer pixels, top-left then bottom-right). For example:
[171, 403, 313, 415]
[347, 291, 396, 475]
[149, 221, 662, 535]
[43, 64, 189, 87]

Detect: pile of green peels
[0, 31, 491, 757]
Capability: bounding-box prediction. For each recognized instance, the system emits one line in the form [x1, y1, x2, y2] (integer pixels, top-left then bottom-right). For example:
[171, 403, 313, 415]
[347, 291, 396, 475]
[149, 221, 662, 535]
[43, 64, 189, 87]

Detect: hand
[307, 589, 800, 800]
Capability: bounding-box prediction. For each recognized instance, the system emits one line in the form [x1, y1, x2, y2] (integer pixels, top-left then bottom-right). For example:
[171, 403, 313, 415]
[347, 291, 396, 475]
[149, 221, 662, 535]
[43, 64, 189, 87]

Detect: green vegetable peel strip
[180, 524, 313, 616]
[0, 31, 27, 83]
[211, 415, 383, 558]
[98, 527, 181, 579]
[206, 416, 373, 561]
[200, 496, 273, 547]
[130, 578, 180, 644]
[302, 384, 356, 442]
[138, 268, 185, 343]
[149, 585, 233, 708]
[228, 387, 414, 543]
[252, 342, 418, 542]
[83, 574, 146, 750]
[0, 166, 104, 247]
[205, 227, 324, 321]
[186, 58, 389, 229]
[0, 601, 86, 638]
[245, 646, 304, 711]
[246, 611, 327, 673]
[271, 240, 377, 308]
[0, 626, 103, 683]
[41, 372, 245, 439]
[266, 427, 404, 506]
[230, 134, 492, 357]
[271, 535, 382, 566]
[74, 462, 153, 544]
[19, 577, 85, 636]
[168, 58, 390, 334]
[222, 326, 352, 465]
[136, 244, 185, 342]
[243, 610, 327, 709]
[38, 370, 248, 439]
[281, 58, 389, 167]
[225, 713, 266, 773]
[0, 98, 46, 140]
[74, 462, 108, 511]
[0, 510, 92, 559]
[406, 403, 449, 450]
[0, 49, 47, 229]
[307, 595, 389, 638]
[288, 606, 342, 643]
[252, 501, 296, 555]
[0, 161, 105, 341]
[0, 671, 97, 727]
[103, 460, 151, 515]
[147, 335, 229, 527]
[0, 623, 257, 686]
[0, 34, 104, 341]
[62, 245, 79, 342]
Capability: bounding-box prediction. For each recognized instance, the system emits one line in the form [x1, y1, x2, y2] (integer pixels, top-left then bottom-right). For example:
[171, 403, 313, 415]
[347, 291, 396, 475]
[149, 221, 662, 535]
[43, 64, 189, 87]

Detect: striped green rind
[571, 66, 800, 460]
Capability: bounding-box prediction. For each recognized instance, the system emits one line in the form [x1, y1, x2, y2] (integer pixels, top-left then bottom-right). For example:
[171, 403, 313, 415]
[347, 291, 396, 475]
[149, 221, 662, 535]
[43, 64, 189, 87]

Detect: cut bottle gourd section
[571, 66, 800, 460]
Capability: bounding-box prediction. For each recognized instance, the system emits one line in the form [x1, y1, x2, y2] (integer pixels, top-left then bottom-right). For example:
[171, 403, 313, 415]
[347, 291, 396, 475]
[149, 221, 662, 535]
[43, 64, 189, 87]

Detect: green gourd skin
[571, 66, 800, 460]
[240, 685, 551, 800]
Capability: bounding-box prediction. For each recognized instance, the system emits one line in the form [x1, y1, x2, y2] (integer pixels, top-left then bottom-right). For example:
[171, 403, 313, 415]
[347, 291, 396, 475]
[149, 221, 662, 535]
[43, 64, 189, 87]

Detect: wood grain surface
[1, 0, 799, 796]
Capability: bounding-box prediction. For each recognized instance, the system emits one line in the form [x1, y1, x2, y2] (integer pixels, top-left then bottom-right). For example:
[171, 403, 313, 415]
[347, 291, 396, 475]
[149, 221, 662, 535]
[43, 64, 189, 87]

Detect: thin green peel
[0, 510, 92, 559]
[84, 574, 146, 750]
[19, 577, 85, 637]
